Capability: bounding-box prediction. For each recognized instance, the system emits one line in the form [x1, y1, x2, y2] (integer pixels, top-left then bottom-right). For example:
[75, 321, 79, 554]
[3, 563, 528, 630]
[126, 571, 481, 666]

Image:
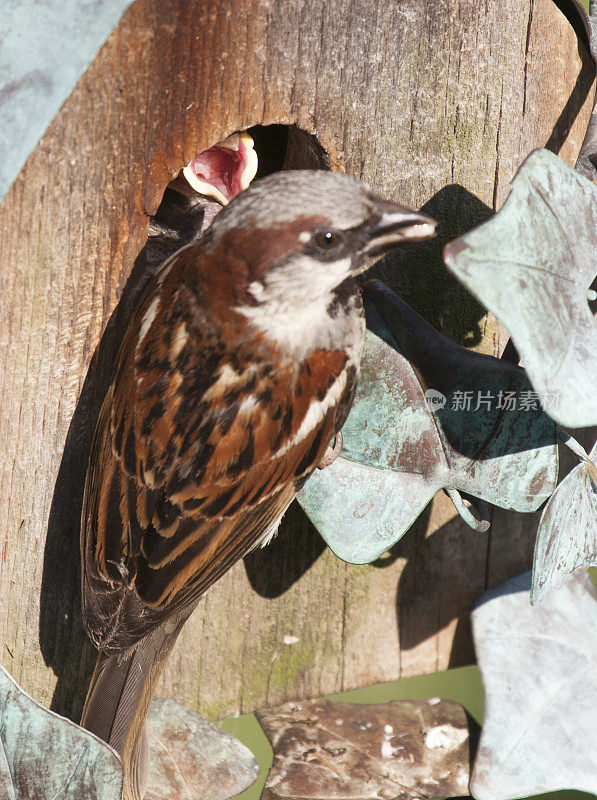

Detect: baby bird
[80, 169, 435, 799]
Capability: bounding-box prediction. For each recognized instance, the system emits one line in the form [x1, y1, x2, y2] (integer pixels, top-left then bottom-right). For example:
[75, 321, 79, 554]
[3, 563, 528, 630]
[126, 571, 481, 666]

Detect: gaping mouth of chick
[182, 132, 258, 205]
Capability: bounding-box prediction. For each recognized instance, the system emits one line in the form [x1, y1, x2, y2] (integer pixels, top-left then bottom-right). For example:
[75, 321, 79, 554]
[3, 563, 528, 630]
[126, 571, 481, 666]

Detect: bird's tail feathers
[80, 607, 193, 800]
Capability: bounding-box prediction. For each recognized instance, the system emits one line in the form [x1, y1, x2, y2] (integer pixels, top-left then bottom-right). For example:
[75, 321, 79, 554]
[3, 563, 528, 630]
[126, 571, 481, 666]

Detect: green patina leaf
[145, 698, 259, 800]
[444, 148, 597, 429]
[531, 438, 597, 604]
[471, 571, 597, 798]
[0, 669, 259, 800]
[0, 0, 135, 202]
[0, 665, 123, 800]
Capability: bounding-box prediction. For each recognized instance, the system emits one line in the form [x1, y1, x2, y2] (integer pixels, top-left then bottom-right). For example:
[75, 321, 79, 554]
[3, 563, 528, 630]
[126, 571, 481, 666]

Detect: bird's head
[200, 170, 435, 317]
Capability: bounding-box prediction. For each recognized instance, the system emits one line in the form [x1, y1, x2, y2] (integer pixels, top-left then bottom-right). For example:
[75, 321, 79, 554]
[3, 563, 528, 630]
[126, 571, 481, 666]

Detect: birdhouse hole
[247, 124, 330, 175]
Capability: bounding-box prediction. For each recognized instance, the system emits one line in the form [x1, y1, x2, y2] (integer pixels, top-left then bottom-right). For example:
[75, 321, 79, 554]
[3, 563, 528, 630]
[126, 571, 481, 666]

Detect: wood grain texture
[0, 0, 593, 722]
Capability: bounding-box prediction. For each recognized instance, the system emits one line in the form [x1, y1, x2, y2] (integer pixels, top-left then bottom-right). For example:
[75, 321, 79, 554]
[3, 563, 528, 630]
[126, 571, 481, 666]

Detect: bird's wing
[81, 249, 354, 651]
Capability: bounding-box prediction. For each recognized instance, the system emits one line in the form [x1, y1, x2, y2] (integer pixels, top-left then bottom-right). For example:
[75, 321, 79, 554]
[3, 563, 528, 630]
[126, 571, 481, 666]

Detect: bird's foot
[317, 431, 343, 469]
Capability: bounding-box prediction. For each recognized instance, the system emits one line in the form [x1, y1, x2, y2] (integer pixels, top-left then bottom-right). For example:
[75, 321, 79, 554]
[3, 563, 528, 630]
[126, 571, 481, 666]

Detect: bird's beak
[363, 198, 436, 260]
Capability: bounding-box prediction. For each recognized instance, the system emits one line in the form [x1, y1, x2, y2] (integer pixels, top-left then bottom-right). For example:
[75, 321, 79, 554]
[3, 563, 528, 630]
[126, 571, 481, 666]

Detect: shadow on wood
[548, 0, 596, 152]
[369, 185, 494, 347]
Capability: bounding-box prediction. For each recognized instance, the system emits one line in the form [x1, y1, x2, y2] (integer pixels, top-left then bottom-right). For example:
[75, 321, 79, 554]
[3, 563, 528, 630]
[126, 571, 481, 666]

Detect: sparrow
[79, 168, 435, 800]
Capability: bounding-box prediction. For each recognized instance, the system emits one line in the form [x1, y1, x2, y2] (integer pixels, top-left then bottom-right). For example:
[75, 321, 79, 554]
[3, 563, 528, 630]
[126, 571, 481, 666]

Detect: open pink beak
[182, 132, 258, 205]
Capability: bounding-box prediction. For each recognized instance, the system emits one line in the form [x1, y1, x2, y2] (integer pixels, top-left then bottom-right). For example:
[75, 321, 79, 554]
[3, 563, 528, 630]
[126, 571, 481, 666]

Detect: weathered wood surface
[0, 0, 593, 723]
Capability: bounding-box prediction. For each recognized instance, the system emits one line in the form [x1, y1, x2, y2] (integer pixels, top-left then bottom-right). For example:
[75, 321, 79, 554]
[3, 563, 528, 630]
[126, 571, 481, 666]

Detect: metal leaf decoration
[298, 280, 558, 564]
[145, 698, 259, 800]
[471, 570, 597, 799]
[0, 0, 135, 202]
[256, 697, 471, 800]
[0, 664, 123, 800]
[531, 436, 597, 604]
[444, 148, 597, 429]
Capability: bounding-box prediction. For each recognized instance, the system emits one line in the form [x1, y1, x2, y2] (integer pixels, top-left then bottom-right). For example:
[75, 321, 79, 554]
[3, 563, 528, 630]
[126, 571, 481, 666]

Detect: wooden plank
[0, 0, 592, 723]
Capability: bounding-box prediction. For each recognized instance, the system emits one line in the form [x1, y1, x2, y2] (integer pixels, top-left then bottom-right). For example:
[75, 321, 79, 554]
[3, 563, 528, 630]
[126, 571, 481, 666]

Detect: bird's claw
[317, 431, 343, 469]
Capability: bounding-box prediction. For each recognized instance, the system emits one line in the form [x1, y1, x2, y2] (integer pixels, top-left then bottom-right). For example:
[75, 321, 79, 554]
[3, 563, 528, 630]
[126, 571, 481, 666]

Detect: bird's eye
[314, 230, 342, 250]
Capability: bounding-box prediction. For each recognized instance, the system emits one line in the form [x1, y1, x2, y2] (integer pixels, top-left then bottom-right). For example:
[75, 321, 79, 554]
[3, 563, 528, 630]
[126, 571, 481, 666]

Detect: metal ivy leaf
[298, 280, 558, 564]
[444, 148, 597, 429]
[145, 698, 259, 800]
[256, 697, 471, 800]
[531, 437, 597, 604]
[0, 0, 135, 202]
[0, 664, 123, 800]
[471, 571, 597, 799]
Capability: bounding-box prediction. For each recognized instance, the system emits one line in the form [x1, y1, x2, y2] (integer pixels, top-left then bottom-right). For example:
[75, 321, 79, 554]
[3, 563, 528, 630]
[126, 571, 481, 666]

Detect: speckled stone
[256, 697, 471, 799]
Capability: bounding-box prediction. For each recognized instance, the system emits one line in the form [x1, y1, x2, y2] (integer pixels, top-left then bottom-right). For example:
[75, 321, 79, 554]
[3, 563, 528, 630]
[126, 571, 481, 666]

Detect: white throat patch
[235, 255, 355, 358]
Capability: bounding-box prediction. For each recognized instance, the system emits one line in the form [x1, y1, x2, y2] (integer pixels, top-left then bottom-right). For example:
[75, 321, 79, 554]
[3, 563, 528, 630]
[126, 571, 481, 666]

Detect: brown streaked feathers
[82, 243, 355, 651]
